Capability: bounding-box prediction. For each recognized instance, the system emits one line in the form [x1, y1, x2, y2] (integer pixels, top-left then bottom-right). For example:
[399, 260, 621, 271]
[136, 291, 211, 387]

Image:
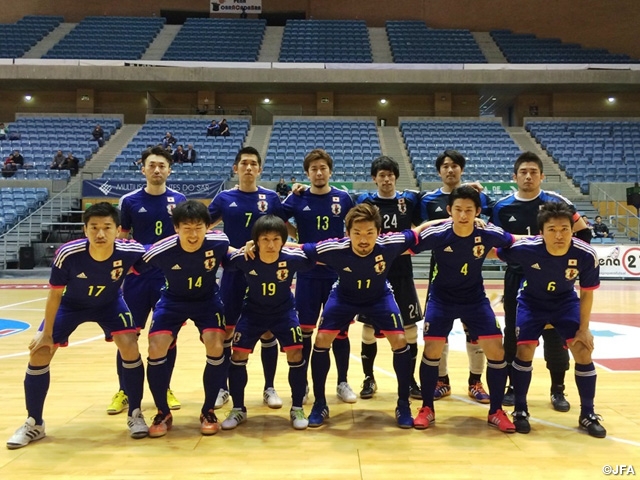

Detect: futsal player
[208, 146, 288, 410]
[282, 149, 357, 404]
[412, 186, 516, 433]
[355, 156, 423, 400]
[142, 200, 230, 437]
[496, 202, 605, 438]
[221, 215, 314, 430]
[7, 203, 148, 449]
[108, 146, 186, 415]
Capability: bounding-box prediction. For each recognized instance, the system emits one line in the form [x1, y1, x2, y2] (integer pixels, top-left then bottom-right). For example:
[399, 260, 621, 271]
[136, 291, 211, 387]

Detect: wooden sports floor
[1, 278, 638, 480]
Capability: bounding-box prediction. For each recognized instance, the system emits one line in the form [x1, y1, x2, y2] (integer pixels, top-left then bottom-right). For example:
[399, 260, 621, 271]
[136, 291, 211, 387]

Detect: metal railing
[590, 184, 640, 243]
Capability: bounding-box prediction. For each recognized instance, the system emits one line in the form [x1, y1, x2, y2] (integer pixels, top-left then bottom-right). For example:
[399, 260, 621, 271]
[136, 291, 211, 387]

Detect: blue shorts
[423, 296, 502, 341]
[515, 298, 580, 346]
[43, 296, 137, 347]
[220, 269, 247, 330]
[233, 309, 303, 353]
[122, 270, 164, 330]
[149, 294, 226, 338]
[320, 290, 405, 337]
[295, 275, 336, 330]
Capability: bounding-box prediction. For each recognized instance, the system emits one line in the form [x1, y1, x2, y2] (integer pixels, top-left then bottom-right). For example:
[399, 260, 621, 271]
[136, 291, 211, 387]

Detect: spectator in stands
[276, 177, 291, 199]
[185, 144, 197, 163]
[172, 145, 187, 164]
[593, 215, 613, 239]
[9, 149, 24, 168]
[581, 215, 595, 236]
[2, 155, 18, 178]
[62, 152, 80, 176]
[161, 132, 177, 149]
[207, 120, 220, 137]
[50, 150, 66, 170]
[0, 122, 8, 140]
[219, 119, 230, 137]
[92, 124, 105, 147]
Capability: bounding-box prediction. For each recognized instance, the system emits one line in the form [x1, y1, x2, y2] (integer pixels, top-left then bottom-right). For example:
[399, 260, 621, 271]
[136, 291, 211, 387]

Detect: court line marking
[352, 353, 640, 448]
[0, 335, 104, 360]
[0, 297, 47, 310]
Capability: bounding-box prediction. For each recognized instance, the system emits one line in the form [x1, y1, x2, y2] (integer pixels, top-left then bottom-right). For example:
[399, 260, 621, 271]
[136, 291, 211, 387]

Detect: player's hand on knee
[29, 331, 54, 355]
[572, 328, 594, 353]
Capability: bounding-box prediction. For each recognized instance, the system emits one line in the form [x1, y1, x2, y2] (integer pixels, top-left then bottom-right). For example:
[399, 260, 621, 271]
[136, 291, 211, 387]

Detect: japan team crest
[565, 268, 579, 280]
[397, 198, 407, 214]
[276, 269, 289, 281]
[257, 200, 268, 212]
[331, 203, 342, 216]
[472, 245, 485, 258]
[110, 267, 124, 281]
[204, 258, 216, 271]
[374, 260, 386, 274]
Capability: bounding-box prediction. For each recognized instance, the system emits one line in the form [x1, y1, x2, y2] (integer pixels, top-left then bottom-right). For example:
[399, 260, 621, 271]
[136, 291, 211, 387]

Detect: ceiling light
[607, 97, 616, 103]
[379, 98, 387, 105]
[263, 98, 271, 104]
[24, 94, 32, 101]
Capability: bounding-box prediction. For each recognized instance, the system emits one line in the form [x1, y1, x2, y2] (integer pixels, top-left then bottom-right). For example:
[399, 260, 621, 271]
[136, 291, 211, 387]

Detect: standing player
[7, 203, 148, 449]
[412, 186, 516, 432]
[355, 156, 422, 400]
[417, 150, 493, 404]
[492, 152, 591, 409]
[221, 216, 314, 430]
[108, 146, 186, 415]
[282, 149, 357, 404]
[208, 146, 288, 409]
[142, 200, 230, 437]
[302, 203, 430, 429]
[496, 202, 605, 437]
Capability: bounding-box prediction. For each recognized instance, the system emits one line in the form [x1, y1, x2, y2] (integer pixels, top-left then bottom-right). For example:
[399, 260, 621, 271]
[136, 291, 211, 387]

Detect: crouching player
[221, 215, 314, 430]
[142, 200, 230, 438]
[411, 186, 516, 432]
[496, 202, 605, 437]
[7, 203, 148, 449]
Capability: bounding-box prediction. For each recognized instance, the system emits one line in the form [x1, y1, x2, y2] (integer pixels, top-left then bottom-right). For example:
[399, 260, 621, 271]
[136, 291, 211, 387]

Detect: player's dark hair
[435, 149, 466, 171]
[345, 203, 381, 232]
[234, 146, 262, 167]
[141, 145, 173, 166]
[537, 202, 575, 231]
[252, 215, 288, 250]
[83, 202, 120, 226]
[370, 155, 399, 179]
[513, 151, 544, 174]
[303, 148, 333, 173]
[449, 185, 481, 209]
[171, 200, 211, 227]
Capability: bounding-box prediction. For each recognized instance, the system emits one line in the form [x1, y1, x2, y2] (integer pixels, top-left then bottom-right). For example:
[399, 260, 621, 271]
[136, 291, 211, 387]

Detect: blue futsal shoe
[308, 402, 329, 427]
[396, 400, 414, 429]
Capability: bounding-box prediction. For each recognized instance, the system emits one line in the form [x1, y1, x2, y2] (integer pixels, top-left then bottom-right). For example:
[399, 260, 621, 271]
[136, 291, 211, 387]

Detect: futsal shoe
[127, 408, 149, 439]
[433, 381, 451, 400]
[107, 390, 128, 415]
[336, 382, 357, 403]
[308, 403, 329, 427]
[468, 381, 491, 404]
[6, 418, 46, 449]
[511, 410, 531, 434]
[290, 408, 309, 430]
[550, 385, 570, 412]
[214, 389, 230, 410]
[263, 387, 283, 409]
[579, 412, 606, 438]
[395, 400, 414, 429]
[200, 409, 221, 435]
[413, 406, 435, 430]
[488, 409, 516, 433]
[221, 408, 247, 430]
[359, 376, 377, 399]
[149, 412, 173, 438]
[167, 389, 181, 410]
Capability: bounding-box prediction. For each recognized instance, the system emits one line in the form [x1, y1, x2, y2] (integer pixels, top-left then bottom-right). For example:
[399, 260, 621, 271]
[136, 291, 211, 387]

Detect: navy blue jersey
[119, 187, 186, 247]
[302, 230, 417, 305]
[208, 186, 286, 247]
[225, 247, 314, 315]
[491, 190, 580, 236]
[355, 190, 420, 278]
[496, 237, 600, 305]
[50, 238, 146, 309]
[414, 222, 514, 304]
[142, 231, 230, 301]
[282, 186, 353, 279]
[418, 187, 493, 222]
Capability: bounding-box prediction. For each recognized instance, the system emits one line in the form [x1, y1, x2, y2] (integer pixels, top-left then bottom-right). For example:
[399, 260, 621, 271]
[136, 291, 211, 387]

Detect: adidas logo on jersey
[443, 246, 453, 252]
[343, 267, 352, 272]
[249, 270, 258, 275]
[76, 272, 88, 278]
[531, 263, 541, 270]
[229, 202, 238, 207]
[303, 206, 311, 211]
[137, 207, 147, 213]
[435, 206, 443, 212]
[508, 216, 517, 222]
[171, 264, 181, 270]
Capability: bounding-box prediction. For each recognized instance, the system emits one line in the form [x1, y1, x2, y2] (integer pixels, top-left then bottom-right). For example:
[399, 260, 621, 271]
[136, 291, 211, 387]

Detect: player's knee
[361, 324, 376, 344]
[231, 350, 249, 362]
[568, 342, 592, 364]
[29, 346, 55, 366]
[286, 349, 303, 363]
[480, 339, 504, 361]
[515, 343, 536, 362]
[404, 324, 418, 344]
[315, 332, 335, 349]
[386, 333, 407, 350]
[148, 335, 170, 359]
